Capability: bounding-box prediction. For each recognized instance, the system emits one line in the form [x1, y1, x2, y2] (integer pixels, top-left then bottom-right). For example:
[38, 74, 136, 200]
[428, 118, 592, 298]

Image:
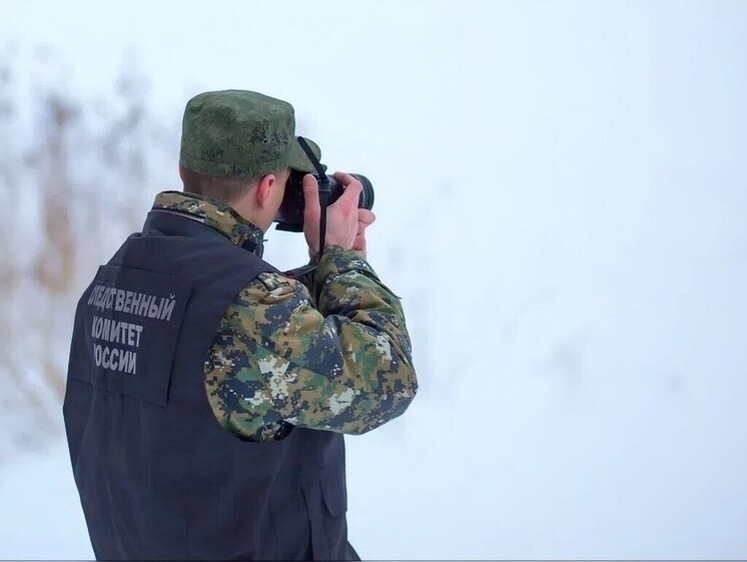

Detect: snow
[1, 0, 747, 559]
[0, 440, 94, 560]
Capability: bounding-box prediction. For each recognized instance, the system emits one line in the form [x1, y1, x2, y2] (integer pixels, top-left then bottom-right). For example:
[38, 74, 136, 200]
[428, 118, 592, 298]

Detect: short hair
[179, 164, 258, 204]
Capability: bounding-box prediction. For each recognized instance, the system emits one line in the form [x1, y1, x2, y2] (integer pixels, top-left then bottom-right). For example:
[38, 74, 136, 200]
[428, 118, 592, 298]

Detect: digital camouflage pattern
[155, 190, 266, 254]
[152, 192, 418, 441]
[180, 90, 322, 178]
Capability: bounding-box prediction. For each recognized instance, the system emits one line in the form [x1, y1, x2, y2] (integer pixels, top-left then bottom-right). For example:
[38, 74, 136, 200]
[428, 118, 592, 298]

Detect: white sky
[1, 0, 747, 559]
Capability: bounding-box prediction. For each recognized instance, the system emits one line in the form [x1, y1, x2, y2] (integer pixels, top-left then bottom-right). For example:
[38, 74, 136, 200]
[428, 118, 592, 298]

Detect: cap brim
[287, 136, 326, 173]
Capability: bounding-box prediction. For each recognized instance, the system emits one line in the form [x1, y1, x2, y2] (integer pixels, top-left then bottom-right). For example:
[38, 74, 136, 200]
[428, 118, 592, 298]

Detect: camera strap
[296, 137, 330, 264]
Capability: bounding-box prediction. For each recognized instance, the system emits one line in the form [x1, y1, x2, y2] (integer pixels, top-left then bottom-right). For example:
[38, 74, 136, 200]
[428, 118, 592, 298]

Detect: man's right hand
[303, 172, 368, 256]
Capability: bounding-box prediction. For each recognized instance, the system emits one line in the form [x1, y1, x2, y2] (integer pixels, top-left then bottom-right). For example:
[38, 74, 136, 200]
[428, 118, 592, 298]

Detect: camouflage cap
[179, 89, 322, 178]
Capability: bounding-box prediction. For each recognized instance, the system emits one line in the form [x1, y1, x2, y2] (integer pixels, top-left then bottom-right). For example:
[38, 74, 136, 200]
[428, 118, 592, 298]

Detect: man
[63, 90, 418, 560]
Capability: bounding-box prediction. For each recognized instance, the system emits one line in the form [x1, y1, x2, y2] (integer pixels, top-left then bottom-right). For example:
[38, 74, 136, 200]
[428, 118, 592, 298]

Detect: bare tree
[0, 45, 173, 461]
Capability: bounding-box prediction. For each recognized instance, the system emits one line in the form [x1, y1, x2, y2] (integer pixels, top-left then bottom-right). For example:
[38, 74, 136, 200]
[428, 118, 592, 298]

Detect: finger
[332, 171, 357, 185]
[332, 171, 363, 206]
[302, 174, 321, 220]
[357, 209, 375, 226]
[353, 233, 367, 253]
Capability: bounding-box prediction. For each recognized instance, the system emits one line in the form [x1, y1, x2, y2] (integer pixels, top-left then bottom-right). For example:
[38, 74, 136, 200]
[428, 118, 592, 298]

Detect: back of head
[179, 89, 321, 203]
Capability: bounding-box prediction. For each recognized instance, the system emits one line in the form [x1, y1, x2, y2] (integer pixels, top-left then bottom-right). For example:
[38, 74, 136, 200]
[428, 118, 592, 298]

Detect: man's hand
[353, 208, 375, 258]
[303, 172, 374, 257]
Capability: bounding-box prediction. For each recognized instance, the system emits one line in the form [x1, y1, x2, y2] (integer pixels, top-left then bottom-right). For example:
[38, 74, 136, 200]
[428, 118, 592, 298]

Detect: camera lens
[351, 174, 374, 210]
[329, 174, 373, 210]
[275, 171, 375, 233]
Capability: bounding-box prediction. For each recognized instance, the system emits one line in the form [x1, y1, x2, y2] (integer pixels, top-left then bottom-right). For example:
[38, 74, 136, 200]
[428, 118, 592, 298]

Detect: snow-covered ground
[1, 0, 746, 559]
[0, 441, 94, 560]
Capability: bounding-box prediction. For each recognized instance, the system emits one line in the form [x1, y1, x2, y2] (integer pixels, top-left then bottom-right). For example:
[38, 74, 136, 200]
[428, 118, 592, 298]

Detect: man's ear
[255, 173, 277, 208]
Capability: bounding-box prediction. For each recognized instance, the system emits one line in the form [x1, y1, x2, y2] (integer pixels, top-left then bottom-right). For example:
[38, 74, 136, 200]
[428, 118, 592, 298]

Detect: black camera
[274, 171, 375, 232]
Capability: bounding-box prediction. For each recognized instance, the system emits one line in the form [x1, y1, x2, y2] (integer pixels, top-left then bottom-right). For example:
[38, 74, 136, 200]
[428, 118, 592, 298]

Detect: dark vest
[63, 211, 353, 560]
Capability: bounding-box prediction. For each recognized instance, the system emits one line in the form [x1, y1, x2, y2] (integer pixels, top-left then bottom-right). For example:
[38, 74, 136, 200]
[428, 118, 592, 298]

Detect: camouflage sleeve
[204, 245, 418, 441]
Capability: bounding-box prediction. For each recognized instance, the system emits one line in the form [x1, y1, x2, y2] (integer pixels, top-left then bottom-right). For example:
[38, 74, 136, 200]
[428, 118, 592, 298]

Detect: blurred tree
[0, 43, 43, 458]
[0, 45, 171, 462]
[31, 92, 79, 399]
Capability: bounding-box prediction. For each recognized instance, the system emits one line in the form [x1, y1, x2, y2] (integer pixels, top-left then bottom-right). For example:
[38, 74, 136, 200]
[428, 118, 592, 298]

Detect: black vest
[63, 211, 353, 560]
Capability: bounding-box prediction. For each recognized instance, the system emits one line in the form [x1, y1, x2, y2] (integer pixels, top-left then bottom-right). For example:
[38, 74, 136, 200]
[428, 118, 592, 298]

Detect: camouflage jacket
[153, 192, 418, 441]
